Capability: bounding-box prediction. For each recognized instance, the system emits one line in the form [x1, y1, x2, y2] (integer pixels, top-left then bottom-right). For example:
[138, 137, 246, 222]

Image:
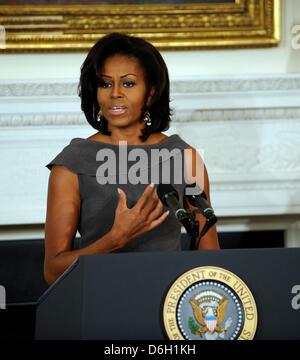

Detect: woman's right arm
[44, 165, 122, 285]
[44, 165, 168, 285]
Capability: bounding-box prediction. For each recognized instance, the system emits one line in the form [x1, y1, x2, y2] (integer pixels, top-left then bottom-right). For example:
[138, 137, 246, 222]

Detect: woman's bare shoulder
[48, 165, 79, 195]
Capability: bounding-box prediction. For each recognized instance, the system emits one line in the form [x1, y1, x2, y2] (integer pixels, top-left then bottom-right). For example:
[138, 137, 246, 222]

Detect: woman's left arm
[184, 145, 220, 250]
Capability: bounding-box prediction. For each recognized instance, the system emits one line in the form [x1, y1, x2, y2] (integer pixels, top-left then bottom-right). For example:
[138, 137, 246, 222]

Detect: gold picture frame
[0, 0, 280, 53]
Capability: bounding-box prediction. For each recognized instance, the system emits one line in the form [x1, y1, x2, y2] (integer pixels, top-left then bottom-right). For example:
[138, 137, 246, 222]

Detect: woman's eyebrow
[101, 73, 137, 78]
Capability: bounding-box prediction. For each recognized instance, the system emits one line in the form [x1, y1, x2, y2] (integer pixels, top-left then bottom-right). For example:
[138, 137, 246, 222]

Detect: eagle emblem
[189, 290, 228, 337]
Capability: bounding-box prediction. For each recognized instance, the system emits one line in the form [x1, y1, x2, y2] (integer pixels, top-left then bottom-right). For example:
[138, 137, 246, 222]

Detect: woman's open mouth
[108, 106, 127, 116]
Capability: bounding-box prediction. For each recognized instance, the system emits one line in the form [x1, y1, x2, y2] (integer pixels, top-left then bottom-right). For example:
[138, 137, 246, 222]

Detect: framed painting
[0, 0, 280, 52]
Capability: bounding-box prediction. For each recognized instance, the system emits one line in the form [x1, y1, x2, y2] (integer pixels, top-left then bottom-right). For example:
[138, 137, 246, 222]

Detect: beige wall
[0, 0, 299, 80]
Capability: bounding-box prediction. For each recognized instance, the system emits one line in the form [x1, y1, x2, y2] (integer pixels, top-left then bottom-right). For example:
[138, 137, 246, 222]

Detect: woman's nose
[111, 84, 123, 98]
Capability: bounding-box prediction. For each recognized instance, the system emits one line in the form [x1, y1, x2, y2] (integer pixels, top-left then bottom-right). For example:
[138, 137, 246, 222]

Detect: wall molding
[0, 74, 300, 248]
[1, 74, 300, 97]
[1, 74, 300, 126]
[2, 108, 300, 127]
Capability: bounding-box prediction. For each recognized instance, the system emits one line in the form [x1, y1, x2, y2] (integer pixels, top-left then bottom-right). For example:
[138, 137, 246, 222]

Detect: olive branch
[188, 317, 200, 335]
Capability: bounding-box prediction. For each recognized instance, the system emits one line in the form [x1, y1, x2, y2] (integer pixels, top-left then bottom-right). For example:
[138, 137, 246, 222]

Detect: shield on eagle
[205, 314, 218, 333]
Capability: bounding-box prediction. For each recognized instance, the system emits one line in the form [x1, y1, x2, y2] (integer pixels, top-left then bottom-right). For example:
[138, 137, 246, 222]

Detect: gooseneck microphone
[157, 184, 187, 221]
[157, 183, 218, 249]
[157, 184, 199, 249]
[185, 183, 218, 247]
[184, 183, 216, 219]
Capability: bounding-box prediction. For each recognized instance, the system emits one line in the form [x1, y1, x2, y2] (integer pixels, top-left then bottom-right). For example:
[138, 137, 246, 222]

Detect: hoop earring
[143, 111, 152, 126]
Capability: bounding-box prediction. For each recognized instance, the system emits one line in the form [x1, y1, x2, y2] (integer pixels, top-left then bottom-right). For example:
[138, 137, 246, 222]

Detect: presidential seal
[163, 266, 257, 340]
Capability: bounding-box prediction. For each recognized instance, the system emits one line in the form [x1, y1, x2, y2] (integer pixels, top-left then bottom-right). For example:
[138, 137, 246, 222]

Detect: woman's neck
[88, 131, 168, 146]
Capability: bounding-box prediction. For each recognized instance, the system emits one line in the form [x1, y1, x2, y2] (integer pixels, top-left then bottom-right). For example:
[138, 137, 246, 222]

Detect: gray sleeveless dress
[46, 134, 190, 252]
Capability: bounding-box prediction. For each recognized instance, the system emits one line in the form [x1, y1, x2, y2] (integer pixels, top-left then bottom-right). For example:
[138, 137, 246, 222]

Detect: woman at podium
[44, 33, 219, 285]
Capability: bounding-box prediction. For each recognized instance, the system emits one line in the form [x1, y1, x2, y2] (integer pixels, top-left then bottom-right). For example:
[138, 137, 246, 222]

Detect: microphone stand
[156, 183, 217, 250]
[176, 207, 200, 250]
[184, 206, 217, 250]
[196, 210, 218, 249]
[184, 184, 218, 250]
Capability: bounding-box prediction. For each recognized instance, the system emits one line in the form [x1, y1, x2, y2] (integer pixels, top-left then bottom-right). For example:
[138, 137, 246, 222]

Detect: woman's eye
[97, 81, 135, 88]
[123, 81, 135, 87]
[98, 81, 111, 88]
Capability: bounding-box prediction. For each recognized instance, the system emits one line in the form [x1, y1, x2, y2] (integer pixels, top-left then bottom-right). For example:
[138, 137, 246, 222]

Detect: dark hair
[78, 33, 171, 141]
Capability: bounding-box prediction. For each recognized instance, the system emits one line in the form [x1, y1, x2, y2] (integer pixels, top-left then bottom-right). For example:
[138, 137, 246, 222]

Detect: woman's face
[97, 54, 153, 132]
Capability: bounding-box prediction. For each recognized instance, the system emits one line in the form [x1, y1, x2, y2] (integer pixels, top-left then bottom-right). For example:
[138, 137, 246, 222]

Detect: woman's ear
[146, 86, 156, 107]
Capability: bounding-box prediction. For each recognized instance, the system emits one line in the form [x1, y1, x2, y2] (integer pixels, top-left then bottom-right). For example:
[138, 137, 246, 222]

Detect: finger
[151, 187, 164, 207]
[147, 210, 169, 231]
[135, 183, 155, 210]
[117, 188, 127, 209]
[130, 209, 169, 240]
[142, 188, 160, 216]
[146, 198, 164, 222]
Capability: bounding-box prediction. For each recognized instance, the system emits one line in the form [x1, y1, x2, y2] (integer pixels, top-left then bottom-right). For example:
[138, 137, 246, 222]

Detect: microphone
[184, 183, 216, 219]
[157, 184, 199, 245]
[185, 183, 218, 243]
[157, 184, 190, 223]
